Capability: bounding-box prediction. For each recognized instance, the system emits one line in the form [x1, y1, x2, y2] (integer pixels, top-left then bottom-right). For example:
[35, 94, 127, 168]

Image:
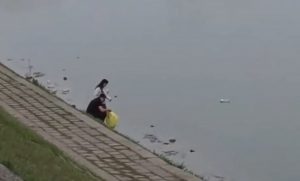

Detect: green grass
[0, 107, 101, 181]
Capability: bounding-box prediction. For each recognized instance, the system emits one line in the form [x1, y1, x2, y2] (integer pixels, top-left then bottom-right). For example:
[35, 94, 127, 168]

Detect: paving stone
[130, 166, 150, 174]
[86, 156, 99, 161]
[74, 149, 88, 154]
[114, 175, 133, 181]
[107, 142, 121, 147]
[120, 150, 136, 156]
[107, 170, 121, 175]
[39, 115, 53, 121]
[102, 147, 116, 153]
[138, 178, 152, 181]
[148, 175, 164, 180]
[114, 154, 127, 159]
[164, 176, 179, 181]
[118, 158, 131, 163]
[94, 161, 107, 168]
[123, 162, 137, 167]
[102, 158, 114, 163]
[145, 166, 173, 177]
[92, 150, 105, 154]
[113, 145, 128, 150]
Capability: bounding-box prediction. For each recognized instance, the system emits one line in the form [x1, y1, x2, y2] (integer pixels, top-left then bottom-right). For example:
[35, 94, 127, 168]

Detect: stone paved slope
[0, 63, 201, 181]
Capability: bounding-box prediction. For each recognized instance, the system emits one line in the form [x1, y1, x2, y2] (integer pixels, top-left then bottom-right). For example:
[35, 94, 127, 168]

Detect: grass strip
[0, 107, 101, 181]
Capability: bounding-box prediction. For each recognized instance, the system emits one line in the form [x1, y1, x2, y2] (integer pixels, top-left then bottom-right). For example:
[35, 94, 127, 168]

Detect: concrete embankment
[0, 63, 202, 181]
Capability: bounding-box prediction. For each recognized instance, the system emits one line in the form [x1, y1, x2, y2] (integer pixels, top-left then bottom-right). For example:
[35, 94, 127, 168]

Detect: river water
[1, 0, 300, 180]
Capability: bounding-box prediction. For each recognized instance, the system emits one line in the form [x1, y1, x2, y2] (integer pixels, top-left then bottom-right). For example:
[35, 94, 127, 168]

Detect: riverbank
[0, 62, 201, 180]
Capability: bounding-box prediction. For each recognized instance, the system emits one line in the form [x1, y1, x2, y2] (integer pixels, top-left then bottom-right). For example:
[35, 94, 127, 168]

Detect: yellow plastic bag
[104, 111, 119, 129]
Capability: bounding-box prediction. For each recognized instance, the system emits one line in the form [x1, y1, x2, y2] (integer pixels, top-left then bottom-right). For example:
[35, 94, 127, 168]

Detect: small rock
[33, 72, 45, 78]
[47, 84, 55, 89]
[190, 149, 195, 153]
[63, 76, 67, 81]
[50, 90, 57, 94]
[143, 134, 158, 143]
[163, 150, 178, 156]
[62, 88, 70, 94]
[24, 73, 32, 79]
[163, 142, 169, 145]
[220, 99, 230, 103]
[114, 95, 118, 98]
[169, 138, 176, 143]
[150, 125, 155, 128]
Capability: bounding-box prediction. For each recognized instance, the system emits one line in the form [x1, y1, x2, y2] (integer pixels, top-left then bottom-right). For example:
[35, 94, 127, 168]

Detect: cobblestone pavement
[0, 63, 201, 181]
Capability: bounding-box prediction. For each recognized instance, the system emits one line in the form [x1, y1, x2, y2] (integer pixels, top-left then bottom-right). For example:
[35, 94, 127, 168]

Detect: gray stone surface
[0, 164, 22, 181]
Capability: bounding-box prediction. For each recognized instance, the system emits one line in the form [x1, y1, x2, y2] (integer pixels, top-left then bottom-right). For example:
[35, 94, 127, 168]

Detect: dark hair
[95, 79, 109, 89]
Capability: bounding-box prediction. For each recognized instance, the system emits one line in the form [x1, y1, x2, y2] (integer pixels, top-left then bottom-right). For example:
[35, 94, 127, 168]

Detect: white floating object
[47, 84, 55, 89]
[220, 99, 231, 103]
[50, 89, 57, 94]
[62, 88, 70, 94]
[32, 72, 45, 78]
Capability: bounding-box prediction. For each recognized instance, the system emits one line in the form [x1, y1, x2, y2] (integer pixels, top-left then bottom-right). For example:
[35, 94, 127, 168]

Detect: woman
[86, 94, 111, 121]
[94, 79, 112, 101]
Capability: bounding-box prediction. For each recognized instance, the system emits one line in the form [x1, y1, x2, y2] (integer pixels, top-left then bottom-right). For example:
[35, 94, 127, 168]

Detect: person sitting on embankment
[86, 93, 111, 121]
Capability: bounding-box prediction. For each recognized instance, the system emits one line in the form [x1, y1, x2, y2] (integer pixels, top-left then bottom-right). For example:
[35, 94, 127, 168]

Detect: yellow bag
[104, 111, 119, 129]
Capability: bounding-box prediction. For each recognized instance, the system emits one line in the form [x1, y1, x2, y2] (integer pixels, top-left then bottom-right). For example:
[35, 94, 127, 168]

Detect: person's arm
[103, 88, 112, 101]
[98, 105, 111, 113]
[94, 87, 101, 97]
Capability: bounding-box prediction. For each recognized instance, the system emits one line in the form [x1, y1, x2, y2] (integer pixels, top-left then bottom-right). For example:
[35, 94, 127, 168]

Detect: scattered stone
[7, 58, 12, 61]
[143, 134, 158, 143]
[63, 76, 67, 81]
[114, 95, 118, 98]
[190, 149, 195, 153]
[71, 105, 76, 108]
[46, 83, 55, 89]
[163, 150, 178, 156]
[150, 125, 155, 128]
[202, 174, 225, 181]
[24, 73, 32, 80]
[163, 142, 169, 145]
[62, 88, 70, 94]
[50, 90, 57, 94]
[169, 138, 176, 143]
[33, 72, 45, 78]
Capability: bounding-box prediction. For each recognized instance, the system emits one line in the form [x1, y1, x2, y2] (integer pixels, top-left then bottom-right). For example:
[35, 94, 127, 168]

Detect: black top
[86, 97, 107, 120]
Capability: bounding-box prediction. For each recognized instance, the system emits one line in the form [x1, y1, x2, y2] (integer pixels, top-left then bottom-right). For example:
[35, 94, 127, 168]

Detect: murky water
[2, 0, 300, 180]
